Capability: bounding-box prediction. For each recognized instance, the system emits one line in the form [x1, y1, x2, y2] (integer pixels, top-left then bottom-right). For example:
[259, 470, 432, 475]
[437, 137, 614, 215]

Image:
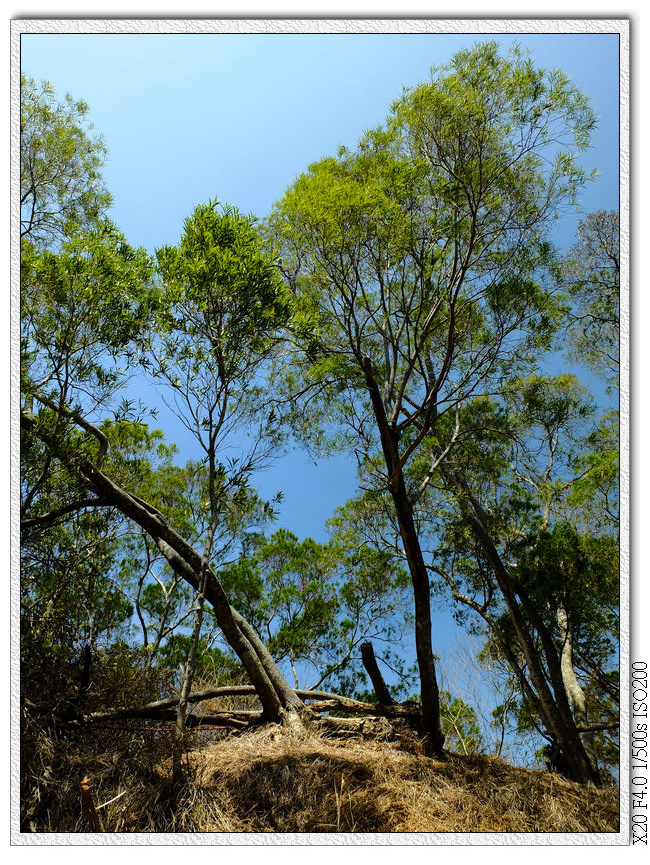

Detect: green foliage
[155, 200, 289, 372]
[560, 210, 619, 387]
[111, 452, 280, 672]
[220, 529, 335, 657]
[395, 40, 595, 233]
[21, 74, 112, 246]
[21, 222, 155, 412]
[21, 507, 134, 720]
[147, 201, 293, 504]
[567, 411, 619, 531]
[137, 577, 191, 629]
[217, 527, 413, 694]
[439, 690, 484, 755]
[157, 636, 242, 684]
[270, 41, 593, 460]
[512, 522, 619, 663]
[20, 418, 188, 722]
[405, 363, 619, 775]
[19, 53, 618, 787]
[98, 421, 175, 492]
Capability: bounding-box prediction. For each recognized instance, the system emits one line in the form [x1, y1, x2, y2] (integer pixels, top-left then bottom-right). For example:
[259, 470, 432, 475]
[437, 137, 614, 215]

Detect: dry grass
[22, 721, 620, 834]
[177, 722, 619, 834]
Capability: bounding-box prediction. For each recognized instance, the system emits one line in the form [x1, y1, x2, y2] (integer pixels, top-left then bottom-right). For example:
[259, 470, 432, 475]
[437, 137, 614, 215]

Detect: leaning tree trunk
[21, 409, 304, 725]
[448, 466, 601, 785]
[153, 538, 304, 721]
[557, 604, 600, 777]
[360, 641, 396, 706]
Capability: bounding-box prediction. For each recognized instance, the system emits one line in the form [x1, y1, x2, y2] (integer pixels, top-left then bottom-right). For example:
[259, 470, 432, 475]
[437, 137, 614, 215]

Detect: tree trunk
[21, 410, 303, 725]
[360, 641, 395, 705]
[557, 604, 601, 781]
[361, 358, 444, 756]
[448, 465, 601, 784]
[174, 567, 208, 783]
[156, 539, 302, 721]
[231, 608, 304, 713]
[390, 478, 445, 754]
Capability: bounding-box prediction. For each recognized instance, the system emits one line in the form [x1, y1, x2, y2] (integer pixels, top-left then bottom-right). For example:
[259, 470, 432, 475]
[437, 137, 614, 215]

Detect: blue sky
[20, 30, 622, 717]
[21, 31, 620, 253]
[21, 30, 621, 534]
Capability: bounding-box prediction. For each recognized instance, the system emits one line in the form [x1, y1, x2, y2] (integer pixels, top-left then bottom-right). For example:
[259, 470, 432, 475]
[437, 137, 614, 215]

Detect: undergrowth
[20, 720, 619, 834]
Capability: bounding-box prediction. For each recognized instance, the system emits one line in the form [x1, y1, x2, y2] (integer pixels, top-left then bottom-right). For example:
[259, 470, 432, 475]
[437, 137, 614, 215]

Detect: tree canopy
[267, 41, 608, 777]
[19, 45, 620, 825]
[20, 74, 112, 246]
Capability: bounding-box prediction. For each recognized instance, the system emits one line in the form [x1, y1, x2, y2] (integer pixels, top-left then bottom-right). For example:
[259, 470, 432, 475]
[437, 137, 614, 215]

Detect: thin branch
[21, 496, 110, 530]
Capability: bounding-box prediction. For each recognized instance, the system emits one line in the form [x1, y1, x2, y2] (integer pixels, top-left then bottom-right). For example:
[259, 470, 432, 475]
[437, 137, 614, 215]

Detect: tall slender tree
[270, 41, 597, 757]
[21, 204, 307, 726]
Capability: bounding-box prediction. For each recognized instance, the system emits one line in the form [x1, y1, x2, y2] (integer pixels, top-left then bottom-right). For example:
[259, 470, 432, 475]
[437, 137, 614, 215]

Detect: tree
[270, 41, 596, 757]
[560, 210, 619, 387]
[20, 201, 307, 736]
[20, 75, 112, 246]
[20, 223, 157, 721]
[21, 504, 133, 724]
[115, 454, 271, 677]
[20, 59, 618, 797]
[151, 201, 302, 739]
[21, 220, 156, 419]
[21, 416, 174, 727]
[217, 527, 414, 695]
[412, 371, 618, 783]
[439, 691, 484, 756]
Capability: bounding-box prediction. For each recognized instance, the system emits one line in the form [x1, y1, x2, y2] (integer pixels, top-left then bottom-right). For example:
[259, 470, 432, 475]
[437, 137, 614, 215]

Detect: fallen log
[85, 687, 260, 721]
[299, 690, 419, 720]
[86, 705, 257, 729]
[317, 715, 395, 739]
[80, 686, 420, 729]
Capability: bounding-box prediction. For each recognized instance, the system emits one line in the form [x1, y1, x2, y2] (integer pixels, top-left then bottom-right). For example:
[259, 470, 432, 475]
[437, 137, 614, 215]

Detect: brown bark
[360, 641, 395, 705]
[86, 686, 420, 726]
[391, 479, 445, 754]
[21, 410, 303, 724]
[361, 357, 444, 755]
[318, 715, 395, 739]
[89, 706, 252, 728]
[447, 465, 601, 785]
[154, 541, 296, 722]
[231, 608, 304, 712]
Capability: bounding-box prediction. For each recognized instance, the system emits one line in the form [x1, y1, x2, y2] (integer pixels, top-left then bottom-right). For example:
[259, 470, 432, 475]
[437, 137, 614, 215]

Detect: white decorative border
[10, 15, 630, 848]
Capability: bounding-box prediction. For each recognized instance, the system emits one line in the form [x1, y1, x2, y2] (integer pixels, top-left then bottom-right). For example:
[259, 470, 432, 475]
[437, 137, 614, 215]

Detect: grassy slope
[41, 722, 618, 834]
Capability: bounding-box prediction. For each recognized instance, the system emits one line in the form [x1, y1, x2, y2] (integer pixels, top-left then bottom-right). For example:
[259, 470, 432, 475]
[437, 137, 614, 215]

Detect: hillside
[24, 721, 619, 834]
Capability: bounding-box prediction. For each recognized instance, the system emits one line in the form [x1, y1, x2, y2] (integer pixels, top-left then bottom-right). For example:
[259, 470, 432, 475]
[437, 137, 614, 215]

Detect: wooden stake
[360, 641, 396, 705]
